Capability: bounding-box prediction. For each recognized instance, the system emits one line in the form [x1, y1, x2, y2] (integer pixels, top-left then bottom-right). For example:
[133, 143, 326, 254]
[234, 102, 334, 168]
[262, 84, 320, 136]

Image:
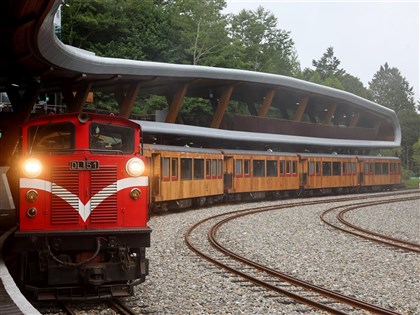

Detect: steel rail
[185, 192, 410, 314]
[320, 195, 420, 253]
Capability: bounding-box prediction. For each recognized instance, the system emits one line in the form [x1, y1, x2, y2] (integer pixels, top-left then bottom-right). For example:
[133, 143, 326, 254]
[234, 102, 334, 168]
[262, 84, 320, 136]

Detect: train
[10, 112, 150, 300]
[8, 112, 401, 301]
[144, 144, 401, 211]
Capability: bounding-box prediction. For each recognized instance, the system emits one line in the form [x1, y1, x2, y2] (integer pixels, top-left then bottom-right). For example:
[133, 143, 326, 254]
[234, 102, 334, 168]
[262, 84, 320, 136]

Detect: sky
[224, 0, 420, 102]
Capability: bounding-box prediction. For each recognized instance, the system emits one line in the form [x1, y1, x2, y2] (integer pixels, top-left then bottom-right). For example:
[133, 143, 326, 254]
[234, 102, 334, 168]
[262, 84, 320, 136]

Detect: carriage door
[359, 159, 365, 185]
[224, 156, 234, 193]
[151, 153, 161, 197]
[300, 158, 308, 187]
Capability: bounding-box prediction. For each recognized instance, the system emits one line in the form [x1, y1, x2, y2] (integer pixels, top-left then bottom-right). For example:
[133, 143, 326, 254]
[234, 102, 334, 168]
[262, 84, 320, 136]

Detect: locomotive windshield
[28, 122, 75, 153]
[89, 123, 134, 154]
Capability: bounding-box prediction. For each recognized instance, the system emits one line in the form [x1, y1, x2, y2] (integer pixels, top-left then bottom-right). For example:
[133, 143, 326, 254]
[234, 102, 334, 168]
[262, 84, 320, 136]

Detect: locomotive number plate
[70, 160, 99, 170]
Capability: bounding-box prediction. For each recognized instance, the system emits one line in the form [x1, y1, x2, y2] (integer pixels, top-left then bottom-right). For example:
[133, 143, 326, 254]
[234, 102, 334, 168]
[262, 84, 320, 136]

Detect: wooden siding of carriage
[224, 153, 300, 194]
[359, 158, 401, 187]
[147, 149, 224, 203]
[301, 156, 359, 189]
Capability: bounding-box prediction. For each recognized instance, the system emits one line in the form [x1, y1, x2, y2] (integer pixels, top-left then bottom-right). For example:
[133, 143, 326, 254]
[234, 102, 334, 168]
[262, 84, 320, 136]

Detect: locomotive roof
[24, 112, 140, 129]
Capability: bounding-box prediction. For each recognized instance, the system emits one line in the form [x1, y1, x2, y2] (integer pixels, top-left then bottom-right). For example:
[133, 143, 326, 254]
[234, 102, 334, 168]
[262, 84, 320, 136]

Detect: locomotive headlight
[130, 188, 141, 200]
[22, 158, 43, 178]
[126, 158, 145, 177]
[26, 190, 38, 202]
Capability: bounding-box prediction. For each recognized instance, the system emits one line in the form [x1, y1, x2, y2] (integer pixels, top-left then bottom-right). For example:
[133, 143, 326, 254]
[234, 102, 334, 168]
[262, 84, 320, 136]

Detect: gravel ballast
[129, 192, 419, 314]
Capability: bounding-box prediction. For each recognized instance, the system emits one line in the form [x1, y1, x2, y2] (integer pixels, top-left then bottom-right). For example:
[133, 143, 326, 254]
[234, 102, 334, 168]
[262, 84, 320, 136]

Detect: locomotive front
[14, 113, 150, 300]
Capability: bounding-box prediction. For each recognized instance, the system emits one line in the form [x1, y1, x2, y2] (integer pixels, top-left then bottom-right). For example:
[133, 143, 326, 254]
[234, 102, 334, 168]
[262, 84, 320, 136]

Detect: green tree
[227, 6, 299, 75]
[167, 0, 229, 66]
[397, 110, 420, 170]
[62, 0, 176, 62]
[369, 63, 418, 171]
[312, 46, 345, 80]
[301, 47, 370, 98]
[369, 63, 416, 113]
[412, 138, 420, 174]
[340, 73, 372, 100]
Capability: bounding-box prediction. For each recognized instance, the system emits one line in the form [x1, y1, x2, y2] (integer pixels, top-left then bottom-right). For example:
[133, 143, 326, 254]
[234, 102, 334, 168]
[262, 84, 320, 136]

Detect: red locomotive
[13, 112, 150, 300]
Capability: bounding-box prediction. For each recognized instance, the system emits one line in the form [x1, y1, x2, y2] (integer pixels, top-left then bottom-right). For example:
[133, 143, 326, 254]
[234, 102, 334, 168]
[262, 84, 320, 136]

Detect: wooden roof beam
[115, 82, 141, 118]
[294, 97, 309, 122]
[62, 82, 92, 113]
[258, 89, 276, 117]
[322, 103, 337, 125]
[210, 84, 235, 128]
[165, 83, 189, 123]
[349, 111, 360, 127]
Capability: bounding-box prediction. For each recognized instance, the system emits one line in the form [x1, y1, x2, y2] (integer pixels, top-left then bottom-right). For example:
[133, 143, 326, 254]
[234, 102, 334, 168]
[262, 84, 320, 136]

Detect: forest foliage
[61, 0, 420, 174]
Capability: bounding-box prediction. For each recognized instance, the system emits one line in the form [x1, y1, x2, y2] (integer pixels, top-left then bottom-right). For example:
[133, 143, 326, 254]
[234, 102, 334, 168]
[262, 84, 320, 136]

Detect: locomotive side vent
[51, 167, 80, 225]
[90, 166, 118, 224]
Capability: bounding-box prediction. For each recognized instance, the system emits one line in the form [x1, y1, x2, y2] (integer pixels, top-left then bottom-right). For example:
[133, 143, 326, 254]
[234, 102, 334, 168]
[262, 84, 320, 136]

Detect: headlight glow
[22, 158, 43, 178]
[126, 158, 145, 177]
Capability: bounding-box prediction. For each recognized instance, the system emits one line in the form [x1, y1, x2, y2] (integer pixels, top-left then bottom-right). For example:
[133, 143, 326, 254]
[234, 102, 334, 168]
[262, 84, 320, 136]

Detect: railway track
[41, 299, 138, 315]
[185, 192, 417, 314]
[320, 194, 420, 253]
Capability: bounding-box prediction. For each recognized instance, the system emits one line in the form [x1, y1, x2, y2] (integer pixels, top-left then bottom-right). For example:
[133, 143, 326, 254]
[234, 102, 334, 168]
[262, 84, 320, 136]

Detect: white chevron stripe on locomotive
[20, 177, 148, 222]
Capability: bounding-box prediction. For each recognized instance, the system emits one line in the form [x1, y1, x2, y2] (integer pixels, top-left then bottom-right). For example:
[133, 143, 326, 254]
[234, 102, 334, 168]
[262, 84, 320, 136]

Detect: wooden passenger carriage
[222, 149, 300, 198]
[358, 156, 401, 190]
[144, 144, 224, 210]
[299, 153, 359, 193]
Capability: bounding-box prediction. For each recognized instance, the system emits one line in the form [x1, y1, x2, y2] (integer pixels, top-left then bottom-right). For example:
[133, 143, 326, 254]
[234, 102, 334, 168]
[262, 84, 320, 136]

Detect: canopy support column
[210, 84, 234, 129]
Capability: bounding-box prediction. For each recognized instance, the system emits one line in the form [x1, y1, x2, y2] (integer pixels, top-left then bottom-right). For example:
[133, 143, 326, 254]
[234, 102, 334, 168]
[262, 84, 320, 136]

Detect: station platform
[0, 221, 41, 314]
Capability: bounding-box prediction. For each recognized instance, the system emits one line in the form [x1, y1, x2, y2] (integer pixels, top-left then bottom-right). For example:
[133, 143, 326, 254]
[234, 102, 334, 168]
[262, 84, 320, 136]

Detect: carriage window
[364, 163, 369, 175]
[172, 158, 178, 180]
[292, 161, 297, 175]
[90, 123, 134, 154]
[253, 160, 265, 177]
[309, 161, 314, 175]
[267, 160, 278, 177]
[286, 161, 291, 175]
[333, 162, 341, 176]
[28, 122, 75, 153]
[280, 161, 285, 175]
[244, 159, 250, 176]
[162, 157, 170, 180]
[194, 159, 204, 179]
[382, 163, 389, 174]
[322, 162, 331, 176]
[375, 163, 382, 175]
[206, 160, 211, 178]
[316, 162, 321, 175]
[352, 162, 356, 174]
[181, 158, 192, 180]
[211, 159, 217, 178]
[235, 159, 243, 177]
[342, 162, 347, 175]
[217, 159, 222, 178]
